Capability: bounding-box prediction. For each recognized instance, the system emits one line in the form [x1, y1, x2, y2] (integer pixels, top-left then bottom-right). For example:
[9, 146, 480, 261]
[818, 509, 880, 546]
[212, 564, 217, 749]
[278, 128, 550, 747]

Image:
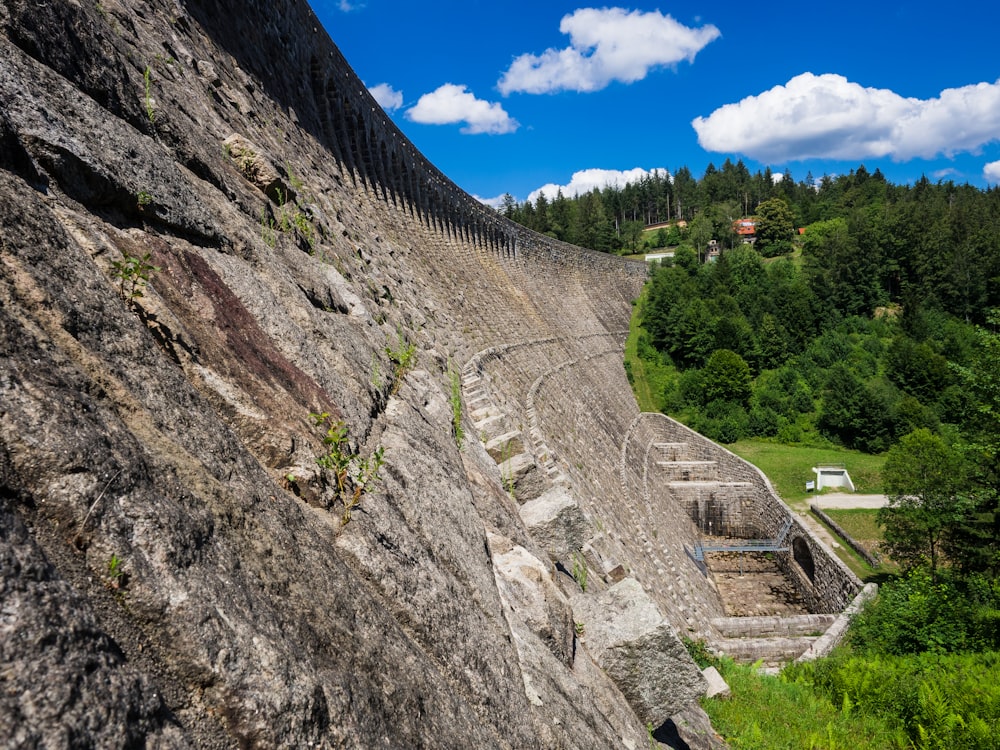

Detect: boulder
[572, 578, 707, 726]
[702, 666, 730, 699]
[519, 486, 589, 561]
[487, 533, 575, 666]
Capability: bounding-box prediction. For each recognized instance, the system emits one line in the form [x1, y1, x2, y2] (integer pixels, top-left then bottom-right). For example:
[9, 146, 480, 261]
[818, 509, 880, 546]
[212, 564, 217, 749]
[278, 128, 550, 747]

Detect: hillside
[0, 1, 856, 747]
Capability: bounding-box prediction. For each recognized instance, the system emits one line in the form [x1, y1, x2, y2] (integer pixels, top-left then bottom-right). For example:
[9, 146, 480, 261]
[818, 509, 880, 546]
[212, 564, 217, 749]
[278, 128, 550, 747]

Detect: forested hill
[502, 163, 1000, 325]
[560, 160, 1000, 462]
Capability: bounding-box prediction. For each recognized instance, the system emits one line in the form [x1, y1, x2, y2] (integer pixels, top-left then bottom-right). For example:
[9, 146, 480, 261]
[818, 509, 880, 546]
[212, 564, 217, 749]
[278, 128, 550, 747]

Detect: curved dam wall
[0, 0, 861, 746]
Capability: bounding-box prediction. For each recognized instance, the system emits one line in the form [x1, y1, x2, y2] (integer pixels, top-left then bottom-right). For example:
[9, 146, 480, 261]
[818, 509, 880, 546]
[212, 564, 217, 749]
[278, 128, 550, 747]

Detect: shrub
[848, 569, 1000, 655]
[785, 650, 1000, 750]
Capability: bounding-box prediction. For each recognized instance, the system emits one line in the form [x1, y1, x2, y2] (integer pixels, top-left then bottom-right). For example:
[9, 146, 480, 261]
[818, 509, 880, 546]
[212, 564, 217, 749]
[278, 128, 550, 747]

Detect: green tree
[703, 349, 752, 406]
[688, 213, 713, 263]
[758, 313, 790, 369]
[533, 191, 552, 236]
[886, 335, 952, 402]
[951, 310, 1000, 573]
[754, 197, 795, 256]
[802, 216, 883, 319]
[622, 220, 645, 252]
[549, 189, 575, 242]
[879, 428, 969, 577]
[665, 297, 715, 368]
[818, 362, 892, 452]
[500, 192, 517, 218]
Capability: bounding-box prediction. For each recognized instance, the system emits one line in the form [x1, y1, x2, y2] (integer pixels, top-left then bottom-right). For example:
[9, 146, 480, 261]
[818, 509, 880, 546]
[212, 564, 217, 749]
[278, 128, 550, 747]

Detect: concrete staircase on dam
[653, 440, 756, 539]
[619, 413, 863, 664]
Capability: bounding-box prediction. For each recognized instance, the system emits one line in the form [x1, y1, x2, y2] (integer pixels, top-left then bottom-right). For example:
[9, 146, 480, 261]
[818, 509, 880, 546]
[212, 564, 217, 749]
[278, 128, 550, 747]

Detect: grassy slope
[623, 285, 673, 413]
[703, 658, 904, 750]
[727, 441, 885, 506]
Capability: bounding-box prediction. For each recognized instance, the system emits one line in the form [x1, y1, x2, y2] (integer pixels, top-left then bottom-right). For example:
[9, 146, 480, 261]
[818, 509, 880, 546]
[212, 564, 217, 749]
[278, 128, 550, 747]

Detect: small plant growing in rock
[341, 445, 384, 526]
[270, 187, 317, 253]
[143, 65, 156, 123]
[369, 353, 383, 391]
[136, 190, 153, 211]
[310, 412, 385, 526]
[572, 552, 588, 592]
[499, 440, 516, 498]
[106, 553, 126, 589]
[448, 359, 464, 450]
[574, 621, 585, 637]
[291, 210, 316, 253]
[285, 162, 305, 193]
[386, 329, 416, 394]
[111, 251, 160, 304]
[259, 204, 277, 248]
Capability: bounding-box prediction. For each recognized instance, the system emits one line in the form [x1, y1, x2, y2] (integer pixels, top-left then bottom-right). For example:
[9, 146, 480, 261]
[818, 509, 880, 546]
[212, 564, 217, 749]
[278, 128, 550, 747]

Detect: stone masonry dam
[0, 0, 864, 746]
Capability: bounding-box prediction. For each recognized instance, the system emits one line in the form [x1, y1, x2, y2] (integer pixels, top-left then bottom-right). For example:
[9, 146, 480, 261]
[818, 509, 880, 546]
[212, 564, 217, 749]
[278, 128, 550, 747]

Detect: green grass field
[727, 440, 885, 506]
[822, 508, 883, 552]
[702, 657, 904, 749]
[623, 289, 674, 413]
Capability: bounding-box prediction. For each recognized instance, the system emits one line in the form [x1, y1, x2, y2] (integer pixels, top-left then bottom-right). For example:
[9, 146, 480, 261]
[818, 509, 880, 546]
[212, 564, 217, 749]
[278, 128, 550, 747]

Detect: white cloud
[498, 7, 720, 95]
[985, 161, 1000, 184]
[476, 194, 510, 209]
[528, 167, 668, 203]
[932, 167, 959, 181]
[369, 83, 403, 112]
[406, 84, 519, 135]
[692, 73, 1000, 163]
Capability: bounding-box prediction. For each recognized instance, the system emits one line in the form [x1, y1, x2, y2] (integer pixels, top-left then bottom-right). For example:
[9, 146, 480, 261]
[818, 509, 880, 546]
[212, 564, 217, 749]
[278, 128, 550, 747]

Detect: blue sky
[311, 1, 1000, 207]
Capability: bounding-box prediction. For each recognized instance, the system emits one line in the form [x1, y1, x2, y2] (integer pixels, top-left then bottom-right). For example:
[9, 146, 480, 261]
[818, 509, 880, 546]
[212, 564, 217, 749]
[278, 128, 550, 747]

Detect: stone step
[485, 431, 524, 461]
[466, 394, 492, 410]
[652, 442, 690, 461]
[711, 614, 836, 639]
[667, 481, 753, 489]
[470, 405, 500, 421]
[710, 635, 818, 664]
[656, 460, 719, 482]
[473, 413, 505, 436]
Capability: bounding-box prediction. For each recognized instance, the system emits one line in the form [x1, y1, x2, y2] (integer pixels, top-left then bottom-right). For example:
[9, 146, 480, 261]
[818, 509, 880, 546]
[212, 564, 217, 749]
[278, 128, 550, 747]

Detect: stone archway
[792, 536, 815, 582]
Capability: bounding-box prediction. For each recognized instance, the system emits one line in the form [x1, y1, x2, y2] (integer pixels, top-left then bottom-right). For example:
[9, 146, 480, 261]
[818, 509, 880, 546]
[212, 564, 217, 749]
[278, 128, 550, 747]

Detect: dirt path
[794, 509, 843, 552]
[811, 493, 887, 509]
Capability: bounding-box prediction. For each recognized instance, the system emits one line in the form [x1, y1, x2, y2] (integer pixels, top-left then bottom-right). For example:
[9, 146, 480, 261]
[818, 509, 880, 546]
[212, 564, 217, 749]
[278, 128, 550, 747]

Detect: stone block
[582, 532, 627, 583]
[701, 666, 730, 699]
[500, 451, 545, 503]
[661, 703, 728, 749]
[519, 487, 589, 561]
[223, 134, 290, 203]
[487, 533, 575, 667]
[485, 430, 525, 462]
[572, 578, 707, 725]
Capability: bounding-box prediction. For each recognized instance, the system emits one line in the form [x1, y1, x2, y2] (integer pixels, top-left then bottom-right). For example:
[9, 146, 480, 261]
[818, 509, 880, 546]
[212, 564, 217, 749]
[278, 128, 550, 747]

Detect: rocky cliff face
[0, 1, 720, 748]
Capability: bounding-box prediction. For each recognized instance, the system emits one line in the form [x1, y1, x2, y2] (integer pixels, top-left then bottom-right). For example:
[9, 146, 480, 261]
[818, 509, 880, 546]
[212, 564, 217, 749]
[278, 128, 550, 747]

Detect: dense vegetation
[702, 648, 1000, 749]
[509, 162, 1000, 450]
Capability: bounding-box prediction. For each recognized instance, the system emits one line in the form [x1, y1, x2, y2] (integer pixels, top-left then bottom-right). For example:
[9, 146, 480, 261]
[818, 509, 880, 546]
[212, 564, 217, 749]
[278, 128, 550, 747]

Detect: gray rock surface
[702, 666, 731, 699]
[519, 485, 590, 562]
[573, 578, 709, 726]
